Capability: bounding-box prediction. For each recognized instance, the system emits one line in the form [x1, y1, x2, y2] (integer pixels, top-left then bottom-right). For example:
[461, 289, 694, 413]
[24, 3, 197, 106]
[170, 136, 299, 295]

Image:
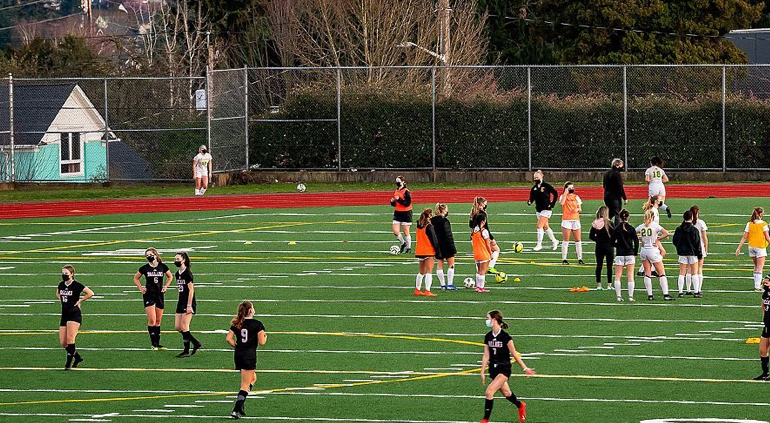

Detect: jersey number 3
[241, 329, 248, 343]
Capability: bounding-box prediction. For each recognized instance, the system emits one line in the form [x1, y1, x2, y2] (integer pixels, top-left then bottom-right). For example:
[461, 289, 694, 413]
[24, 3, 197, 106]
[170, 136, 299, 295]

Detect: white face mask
[485, 319, 493, 328]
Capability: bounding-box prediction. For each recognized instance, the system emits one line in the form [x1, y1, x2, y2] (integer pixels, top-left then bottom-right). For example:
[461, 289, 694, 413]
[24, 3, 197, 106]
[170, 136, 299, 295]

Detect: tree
[478, 0, 557, 64]
[0, 36, 115, 77]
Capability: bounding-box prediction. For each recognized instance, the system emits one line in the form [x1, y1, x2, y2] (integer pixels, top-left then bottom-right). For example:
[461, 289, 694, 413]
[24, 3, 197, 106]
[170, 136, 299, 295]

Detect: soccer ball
[512, 242, 524, 253]
[495, 272, 508, 283]
[297, 183, 307, 193]
[463, 277, 476, 289]
[389, 245, 400, 255]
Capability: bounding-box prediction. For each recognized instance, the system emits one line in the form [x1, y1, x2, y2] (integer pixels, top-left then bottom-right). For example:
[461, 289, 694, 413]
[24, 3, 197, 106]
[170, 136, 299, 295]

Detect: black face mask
[445, 212, 450, 217]
[568, 188, 575, 193]
[62, 273, 69, 282]
[146, 255, 155, 262]
[534, 179, 541, 184]
[202, 149, 208, 154]
[483, 205, 487, 211]
[174, 261, 182, 268]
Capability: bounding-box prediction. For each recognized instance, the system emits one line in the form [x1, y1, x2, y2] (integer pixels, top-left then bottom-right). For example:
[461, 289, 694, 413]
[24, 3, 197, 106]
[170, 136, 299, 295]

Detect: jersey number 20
[640, 228, 653, 237]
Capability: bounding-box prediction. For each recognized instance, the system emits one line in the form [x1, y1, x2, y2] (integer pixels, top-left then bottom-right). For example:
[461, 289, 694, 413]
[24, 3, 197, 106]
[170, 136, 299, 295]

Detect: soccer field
[0, 195, 768, 423]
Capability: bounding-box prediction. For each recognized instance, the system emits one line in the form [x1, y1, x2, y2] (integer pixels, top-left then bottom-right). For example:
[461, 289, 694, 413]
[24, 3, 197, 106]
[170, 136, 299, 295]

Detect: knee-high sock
[405, 235, 411, 247]
[447, 266, 455, 286]
[644, 276, 653, 296]
[536, 228, 544, 246]
[575, 241, 583, 260]
[155, 326, 162, 345]
[65, 343, 76, 366]
[546, 228, 557, 243]
[195, 189, 200, 195]
[639, 263, 645, 273]
[614, 278, 622, 298]
[698, 272, 704, 293]
[425, 274, 433, 292]
[181, 331, 191, 353]
[659, 275, 670, 296]
[691, 274, 700, 294]
[476, 273, 485, 289]
[483, 399, 494, 420]
[659, 202, 668, 211]
[396, 233, 405, 244]
[147, 325, 155, 346]
[762, 356, 769, 375]
[628, 279, 635, 298]
[490, 251, 499, 268]
[678, 275, 685, 293]
[685, 273, 692, 292]
[561, 240, 570, 260]
[234, 389, 248, 412]
[200, 187, 206, 195]
[436, 269, 446, 286]
[505, 393, 522, 408]
[755, 271, 763, 290]
[415, 273, 424, 290]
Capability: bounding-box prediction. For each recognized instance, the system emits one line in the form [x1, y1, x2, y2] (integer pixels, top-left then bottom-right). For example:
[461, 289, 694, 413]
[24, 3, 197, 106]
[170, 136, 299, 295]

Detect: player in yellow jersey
[736, 207, 770, 291]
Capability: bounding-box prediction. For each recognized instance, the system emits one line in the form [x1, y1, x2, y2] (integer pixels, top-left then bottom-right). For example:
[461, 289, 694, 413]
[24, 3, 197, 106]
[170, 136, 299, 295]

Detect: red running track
[1, 184, 769, 220]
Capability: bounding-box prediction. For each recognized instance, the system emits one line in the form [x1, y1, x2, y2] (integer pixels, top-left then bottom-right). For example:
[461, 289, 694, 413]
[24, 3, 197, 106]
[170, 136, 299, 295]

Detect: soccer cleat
[155, 345, 167, 351]
[475, 287, 490, 293]
[480, 419, 489, 423]
[191, 341, 202, 355]
[636, 270, 645, 277]
[399, 242, 407, 253]
[440, 286, 448, 290]
[488, 267, 499, 274]
[413, 289, 425, 296]
[552, 241, 559, 250]
[753, 373, 769, 381]
[606, 284, 613, 290]
[651, 270, 660, 278]
[424, 290, 437, 297]
[562, 260, 569, 265]
[648, 295, 655, 301]
[446, 284, 458, 290]
[518, 401, 527, 422]
[533, 245, 543, 252]
[578, 259, 585, 265]
[678, 292, 684, 298]
[756, 288, 763, 293]
[64, 365, 71, 371]
[238, 407, 247, 417]
[686, 291, 694, 296]
[405, 248, 412, 254]
[694, 292, 703, 298]
[230, 411, 240, 419]
[616, 296, 624, 302]
[596, 286, 603, 291]
[72, 355, 84, 368]
[628, 297, 635, 302]
[151, 345, 159, 351]
[176, 352, 191, 358]
[663, 295, 675, 301]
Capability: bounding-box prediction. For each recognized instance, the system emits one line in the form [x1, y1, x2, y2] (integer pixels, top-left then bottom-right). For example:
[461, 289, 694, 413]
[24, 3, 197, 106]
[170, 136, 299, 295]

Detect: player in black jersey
[226, 301, 267, 419]
[132, 248, 173, 350]
[755, 275, 770, 380]
[480, 310, 535, 423]
[56, 265, 94, 370]
[173, 252, 201, 358]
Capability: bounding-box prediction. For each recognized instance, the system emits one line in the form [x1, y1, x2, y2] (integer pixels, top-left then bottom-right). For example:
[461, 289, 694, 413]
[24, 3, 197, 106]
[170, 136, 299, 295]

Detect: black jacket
[612, 222, 639, 256]
[672, 222, 703, 257]
[602, 167, 627, 201]
[469, 210, 493, 240]
[528, 182, 558, 212]
[590, 223, 614, 248]
[430, 215, 457, 258]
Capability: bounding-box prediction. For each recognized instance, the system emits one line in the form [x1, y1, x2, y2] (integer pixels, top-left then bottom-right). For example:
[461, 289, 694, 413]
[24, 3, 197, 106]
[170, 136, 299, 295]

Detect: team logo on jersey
[488, 340, 504, 348]
[540, 187, 544, 192]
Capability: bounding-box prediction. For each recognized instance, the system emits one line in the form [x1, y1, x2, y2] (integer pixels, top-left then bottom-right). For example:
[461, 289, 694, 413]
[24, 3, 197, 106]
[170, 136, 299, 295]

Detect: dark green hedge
[249, 91, 770, 170]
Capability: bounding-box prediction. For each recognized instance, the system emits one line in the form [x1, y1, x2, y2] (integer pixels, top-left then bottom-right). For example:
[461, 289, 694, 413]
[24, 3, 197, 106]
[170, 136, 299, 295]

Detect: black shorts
[393, 210, 413, 223]
[234, 350, 257, 371]
[143, 291, 165, 309]
[762, 325, 770, 339]
[176, 299, 196, 315]
[60, 308, 82, 326]
[489, 362, 512, 380]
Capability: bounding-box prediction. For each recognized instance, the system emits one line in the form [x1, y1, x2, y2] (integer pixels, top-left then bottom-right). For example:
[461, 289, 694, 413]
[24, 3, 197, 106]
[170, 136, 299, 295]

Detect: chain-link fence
[2, 65, 770, 182]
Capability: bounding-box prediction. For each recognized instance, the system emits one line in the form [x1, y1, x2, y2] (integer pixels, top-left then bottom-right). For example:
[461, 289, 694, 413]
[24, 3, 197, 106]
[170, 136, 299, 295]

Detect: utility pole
[438, 0, 451, 97]
[206, 31, 213, 151]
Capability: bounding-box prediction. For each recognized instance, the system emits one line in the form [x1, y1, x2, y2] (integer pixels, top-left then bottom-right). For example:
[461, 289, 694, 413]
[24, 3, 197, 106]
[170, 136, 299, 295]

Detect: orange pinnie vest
[472, 227, 491, 261]
[416, 226, 435, 256]
[393, 188, 412, 212]
[562, 193, 581, 221]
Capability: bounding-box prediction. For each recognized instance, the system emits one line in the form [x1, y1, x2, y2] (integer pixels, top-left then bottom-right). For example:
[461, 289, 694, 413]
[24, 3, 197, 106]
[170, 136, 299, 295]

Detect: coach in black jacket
[603, 158, 627, 222]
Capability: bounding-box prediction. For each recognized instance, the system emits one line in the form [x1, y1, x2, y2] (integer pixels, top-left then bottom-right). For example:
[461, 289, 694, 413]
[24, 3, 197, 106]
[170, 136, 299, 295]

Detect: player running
[471, 213, 492, 293]
[193, 145, 212, 196]
[637, 209, 674, 301]
[173, 252, 201, 357]
[391, 176, 413, 254]
[479, 310, 536, 423]
[470, 197, 501, 274]
[645, 157, 671, 218]
[57, 265, 94, 370]
[589, 206, 614, 291]
[432, 203, 458, 290]
[527, 170, 559, 251]
[559, 182, 583, 265]
[612, 209, 639, 302]
[754, 275, 770, 381]
[226, 301, 267, 419]
[690, 205, 708, 296]
[736, 207, 770, 291]
[414, 208, 441, 297]
[133, 248, 173, 350]
[672, 211, 703, 298]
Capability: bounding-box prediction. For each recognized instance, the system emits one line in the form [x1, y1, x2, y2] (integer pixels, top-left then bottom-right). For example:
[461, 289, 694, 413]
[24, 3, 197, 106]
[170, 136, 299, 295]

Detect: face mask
[445, 212, 449, 217]
[485, 319, 493, 328]
[534, 179, 541, 184]
[146, 255, 155, 262]
[62, 273, 69, 282]
[202, 149, 207, 154]
[483, 204, 488, 211]
[174, 261, 182, 268]
[568, 188, 575, 193]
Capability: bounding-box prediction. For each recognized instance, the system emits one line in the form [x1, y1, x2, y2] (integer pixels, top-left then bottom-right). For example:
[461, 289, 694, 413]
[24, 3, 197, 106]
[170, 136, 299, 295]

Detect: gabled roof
[0, 84, 81, 146]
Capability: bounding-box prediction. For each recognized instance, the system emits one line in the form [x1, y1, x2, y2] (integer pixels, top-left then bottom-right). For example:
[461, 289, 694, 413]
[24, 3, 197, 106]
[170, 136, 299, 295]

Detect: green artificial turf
[0, 196, 768, 423]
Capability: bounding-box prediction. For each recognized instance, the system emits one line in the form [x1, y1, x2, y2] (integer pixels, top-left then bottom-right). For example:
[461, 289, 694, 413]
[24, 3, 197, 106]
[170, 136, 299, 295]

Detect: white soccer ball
[296, 183, 307, 193]
[464, 277, 475, 289]
[389, 245, 400, 255]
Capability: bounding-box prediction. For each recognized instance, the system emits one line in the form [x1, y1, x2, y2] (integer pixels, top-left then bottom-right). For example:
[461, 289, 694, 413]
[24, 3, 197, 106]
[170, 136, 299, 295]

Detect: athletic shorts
[640, 248, 663, 264]
[393, 210, 413, 225]
[60, 308, 82, 327]
[195, 171, 208, 179]
[678, 256, 699, 265]
[176, 299, 197, 315]
[749, 247, 768, 258]
[762, 325, 770, 339]
[561, 220, 581, 230]
[614, 255, 636, 266]
[489, 362, 512, 380]
[536, 210, 552, 219]
[648, 183, 666, 197]
[143, 291, 165, 309]
[416, 255, 434, 262]
[234, 350, 257, 371]
[475, 259, 490, 265]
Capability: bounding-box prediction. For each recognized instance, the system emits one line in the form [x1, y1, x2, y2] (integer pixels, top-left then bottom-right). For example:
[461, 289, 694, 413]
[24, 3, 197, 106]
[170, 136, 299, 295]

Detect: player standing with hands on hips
[133, 248, 173, 350]
[57, 265, 94, 370]
[527, 170, 559, 251]
[479, 310, 535, 423]
[391, 176, 413, 254]
[193, 145, 212, 196]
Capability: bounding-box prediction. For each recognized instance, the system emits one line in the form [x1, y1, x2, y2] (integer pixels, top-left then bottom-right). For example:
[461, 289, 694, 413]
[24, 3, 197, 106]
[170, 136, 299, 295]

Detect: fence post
[623, 66, 628, 170]
[103, 78, 110, 182]
[244, 67, 249, 171]
[722, 65, 726, 172]
[431, 66, 436, 172]
[8, 73, 13, 183]
[336, 68, 342, 171]
[206, 67, 211, 152]
[527, 67, 531, 171]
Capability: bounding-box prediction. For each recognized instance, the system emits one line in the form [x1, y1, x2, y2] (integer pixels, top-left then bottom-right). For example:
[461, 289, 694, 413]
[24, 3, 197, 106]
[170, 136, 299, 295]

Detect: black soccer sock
[188, 332, 200, 347]
[234, 389, 248, 411]
[506, 393, 522, 408]
[154, 326, 162, 345]
[65, 344, 76, 367]
[147, 326, 155, 346]
[762, 356, 769, 375]
[181, 331, 191, 353]
[483, 398, 494, 420]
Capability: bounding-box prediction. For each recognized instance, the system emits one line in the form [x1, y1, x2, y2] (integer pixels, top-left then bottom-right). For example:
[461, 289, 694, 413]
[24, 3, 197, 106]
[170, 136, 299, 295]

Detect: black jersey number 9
[241, 329, 248, 343]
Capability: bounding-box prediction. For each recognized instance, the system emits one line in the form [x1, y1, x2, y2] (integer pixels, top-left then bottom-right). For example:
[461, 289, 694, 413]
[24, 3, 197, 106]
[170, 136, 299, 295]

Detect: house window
[60, 133, 82, 175]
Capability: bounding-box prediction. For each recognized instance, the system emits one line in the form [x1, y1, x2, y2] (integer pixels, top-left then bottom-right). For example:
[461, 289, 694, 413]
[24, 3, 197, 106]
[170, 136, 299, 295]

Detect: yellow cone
[244, 241, 252, 245]
[288, 241, 297, 246]
[513, 277, 521, 282]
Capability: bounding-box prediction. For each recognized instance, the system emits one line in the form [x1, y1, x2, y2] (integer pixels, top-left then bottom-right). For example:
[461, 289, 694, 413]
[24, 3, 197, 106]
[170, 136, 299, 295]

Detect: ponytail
[642, 196, 659, 212]
[417, 208, 433, 228]
[643, 209, 655, 226]
[230, 301, 253, 330]
[176, 251, 191, 268]
[751, 207, 764, 222]
[488, 310, 509, 329]
[470, 196, 487, 219]
[618, 209, 630, 232]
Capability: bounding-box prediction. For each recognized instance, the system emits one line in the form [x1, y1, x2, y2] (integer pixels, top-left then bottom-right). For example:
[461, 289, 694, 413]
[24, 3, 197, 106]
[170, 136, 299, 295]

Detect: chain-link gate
[210, 68, 248, 173]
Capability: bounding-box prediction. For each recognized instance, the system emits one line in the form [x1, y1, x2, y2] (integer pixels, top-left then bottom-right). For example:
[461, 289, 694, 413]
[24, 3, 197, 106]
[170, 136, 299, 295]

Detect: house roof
[107, 141, 154, 180]
[0, 84, 81, 146]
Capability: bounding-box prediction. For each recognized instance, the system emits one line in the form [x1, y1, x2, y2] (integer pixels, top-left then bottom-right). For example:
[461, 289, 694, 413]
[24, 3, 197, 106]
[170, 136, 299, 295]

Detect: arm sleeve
[589, 227, 599, 242]
[396, 190, 412, 207]
[619, 175, 627, 200]
[672, 229, 680, 248]
[548, 185, 559, 207]
[443, 219, 454, 244]
[528, 187, 536, 204]
[427, 226, 441, 257]
[632, 231, 639, 254]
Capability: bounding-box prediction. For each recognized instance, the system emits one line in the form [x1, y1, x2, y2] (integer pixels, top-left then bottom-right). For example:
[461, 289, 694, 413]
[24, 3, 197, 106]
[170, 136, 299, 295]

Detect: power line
[0, 12, 83, 32]
[0, 0, 48, 12]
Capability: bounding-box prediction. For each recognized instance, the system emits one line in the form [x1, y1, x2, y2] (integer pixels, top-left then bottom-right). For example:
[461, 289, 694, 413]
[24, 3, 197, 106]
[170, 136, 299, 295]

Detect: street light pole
[438, 0, 451, 97]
